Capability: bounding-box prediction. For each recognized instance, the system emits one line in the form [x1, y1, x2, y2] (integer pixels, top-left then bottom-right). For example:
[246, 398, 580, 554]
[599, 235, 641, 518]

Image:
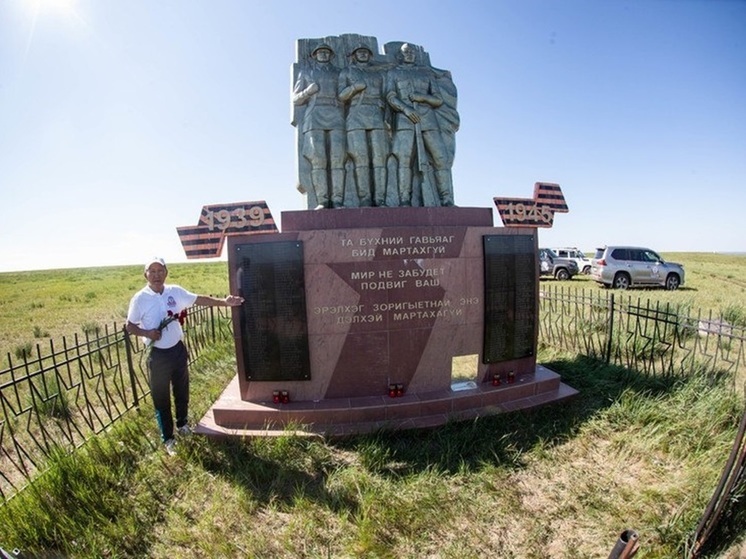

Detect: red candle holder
[281, 390, 289, 404]
[507, 371, 516, 384]
[491, 373, 501, 386]
[272, 390, 280, 404]
[396, 383, 404, 397]
[388, 384, 397, 398]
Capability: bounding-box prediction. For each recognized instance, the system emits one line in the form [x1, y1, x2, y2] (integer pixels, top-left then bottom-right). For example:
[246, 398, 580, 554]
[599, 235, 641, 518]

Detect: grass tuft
[32, 325, 49, 338]
[13, 342, 34, 360]
[80, 322, 100, 336]
[723, 303, 746, 328]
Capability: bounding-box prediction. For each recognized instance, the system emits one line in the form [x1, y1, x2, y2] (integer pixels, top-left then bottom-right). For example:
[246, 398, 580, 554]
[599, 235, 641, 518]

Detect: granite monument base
[196, 207, 577, 438]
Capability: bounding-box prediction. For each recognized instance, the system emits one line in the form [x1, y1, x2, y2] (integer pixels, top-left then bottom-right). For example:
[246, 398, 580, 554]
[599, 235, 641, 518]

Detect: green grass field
[0, 261, 231, 364]
[0, 253, 745, 558]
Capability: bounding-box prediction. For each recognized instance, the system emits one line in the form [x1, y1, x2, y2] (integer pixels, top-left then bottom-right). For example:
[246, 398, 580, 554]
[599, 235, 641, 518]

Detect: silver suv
[591, 246, 685, 290]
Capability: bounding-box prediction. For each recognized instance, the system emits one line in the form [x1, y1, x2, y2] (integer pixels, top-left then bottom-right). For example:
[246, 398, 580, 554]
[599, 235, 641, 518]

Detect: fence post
[605, 293, 615, 363]
[608, 529, 639, 558]
[210, 306, 216, 344]
[122, 326, 140, 408]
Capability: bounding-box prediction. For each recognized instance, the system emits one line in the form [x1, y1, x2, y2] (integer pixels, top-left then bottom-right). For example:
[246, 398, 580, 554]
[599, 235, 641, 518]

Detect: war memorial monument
[185, 34, 578, 437]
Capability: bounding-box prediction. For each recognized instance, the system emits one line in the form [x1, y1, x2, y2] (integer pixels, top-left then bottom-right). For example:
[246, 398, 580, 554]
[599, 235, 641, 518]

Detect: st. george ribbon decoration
[177, 201, 278, 259]
[493, 182, 568, 228]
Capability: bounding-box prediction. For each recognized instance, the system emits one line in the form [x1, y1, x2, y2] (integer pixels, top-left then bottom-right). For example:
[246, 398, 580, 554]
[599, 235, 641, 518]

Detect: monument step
[196, 365, 577, 438]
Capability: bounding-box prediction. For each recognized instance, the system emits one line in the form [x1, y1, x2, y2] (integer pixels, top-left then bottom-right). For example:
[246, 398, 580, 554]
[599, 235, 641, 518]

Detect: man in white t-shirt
[126, 257, 244, 455]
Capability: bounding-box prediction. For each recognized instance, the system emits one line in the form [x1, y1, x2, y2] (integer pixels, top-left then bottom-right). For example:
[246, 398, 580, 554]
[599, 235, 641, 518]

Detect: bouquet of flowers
[158, 309, 187, 332]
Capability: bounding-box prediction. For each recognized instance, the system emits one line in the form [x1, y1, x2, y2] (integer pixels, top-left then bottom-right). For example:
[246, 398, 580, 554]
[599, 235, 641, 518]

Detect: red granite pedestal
[195, 207, 577, 438]
[196, 364, 577, 438]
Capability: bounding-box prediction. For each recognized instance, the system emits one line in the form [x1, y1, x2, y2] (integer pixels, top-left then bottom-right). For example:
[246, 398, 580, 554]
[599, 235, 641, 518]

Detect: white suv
[591, 246, 685, 290]
[550, 247, 592, 274]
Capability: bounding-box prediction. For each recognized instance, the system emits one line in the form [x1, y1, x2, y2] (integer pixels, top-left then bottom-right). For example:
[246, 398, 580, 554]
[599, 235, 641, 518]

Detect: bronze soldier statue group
[292, 37, 459, 209]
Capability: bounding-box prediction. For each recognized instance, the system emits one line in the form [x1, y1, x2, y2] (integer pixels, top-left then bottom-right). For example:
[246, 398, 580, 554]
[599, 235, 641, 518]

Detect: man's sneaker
[177, 424, 193, 437]
[164, 438, 177, 456]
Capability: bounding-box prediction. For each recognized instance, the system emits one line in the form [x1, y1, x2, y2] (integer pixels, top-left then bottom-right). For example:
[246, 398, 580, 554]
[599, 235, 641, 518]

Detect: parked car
[590, 246, 685, 290]
[549, 247, 592, 274]
[539, 248, 579, 280]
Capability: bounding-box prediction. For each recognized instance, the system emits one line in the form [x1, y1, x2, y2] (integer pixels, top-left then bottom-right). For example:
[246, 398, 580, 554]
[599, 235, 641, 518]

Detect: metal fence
[0, 306, 233, 501]
[539, 285, 746, 385]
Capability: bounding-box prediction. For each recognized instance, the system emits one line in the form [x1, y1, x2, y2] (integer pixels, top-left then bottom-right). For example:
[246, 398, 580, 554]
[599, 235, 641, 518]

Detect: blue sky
[0, 0, 744, 272]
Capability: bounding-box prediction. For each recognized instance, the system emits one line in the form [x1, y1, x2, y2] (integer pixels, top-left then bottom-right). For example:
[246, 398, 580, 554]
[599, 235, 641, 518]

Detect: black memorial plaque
[234, 241, 311, 381]
[482, 234, 537, 363]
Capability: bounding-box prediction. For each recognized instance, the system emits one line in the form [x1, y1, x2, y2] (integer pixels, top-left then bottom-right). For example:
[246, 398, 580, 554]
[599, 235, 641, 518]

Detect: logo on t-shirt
[166, 296, 177, 309]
